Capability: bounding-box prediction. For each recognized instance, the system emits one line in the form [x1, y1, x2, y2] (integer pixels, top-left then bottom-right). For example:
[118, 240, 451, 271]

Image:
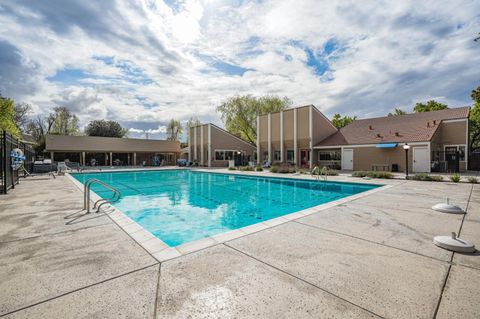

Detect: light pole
[403, 143, 410, 179]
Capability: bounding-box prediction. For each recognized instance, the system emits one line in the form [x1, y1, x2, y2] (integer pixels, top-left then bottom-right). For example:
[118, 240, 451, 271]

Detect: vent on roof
[395, 132, 400, 137]
[376, 133, 383, 138]
[427, 122, 430, 127]
[433, 120, 437, 125]
[369, 125, 374, 130]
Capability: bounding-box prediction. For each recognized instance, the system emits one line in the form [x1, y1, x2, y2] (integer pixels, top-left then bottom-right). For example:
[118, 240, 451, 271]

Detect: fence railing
[1, 131, 36, 194]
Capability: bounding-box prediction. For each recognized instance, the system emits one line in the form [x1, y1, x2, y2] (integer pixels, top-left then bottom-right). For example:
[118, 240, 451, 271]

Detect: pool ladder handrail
[84, 178, 121, 213]
[311, 166, 328, 181]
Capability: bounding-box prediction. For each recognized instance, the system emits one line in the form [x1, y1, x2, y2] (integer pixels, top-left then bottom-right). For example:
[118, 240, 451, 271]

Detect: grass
[468, 176, 478, 184]
[450, 174, 461, 183]
[352, 171, 393, 179]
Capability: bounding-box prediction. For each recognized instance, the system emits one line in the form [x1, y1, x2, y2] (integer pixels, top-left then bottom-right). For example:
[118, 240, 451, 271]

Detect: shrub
[352, 171, 393, 179]
[312, 167, 339, 176]
[468, 176, 478, 184]
[228, 166, 236, 171]
[411, 173, 443, 182]
[255, 166, 263, 172]
[270, 166, 278, 173]
[238, 166, 254, 171]
[450, 174, 461, 183]
[270, 164, 296, 174]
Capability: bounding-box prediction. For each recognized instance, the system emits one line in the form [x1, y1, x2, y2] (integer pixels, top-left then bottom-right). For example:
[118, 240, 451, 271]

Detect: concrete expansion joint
[222, 242, 386, 319]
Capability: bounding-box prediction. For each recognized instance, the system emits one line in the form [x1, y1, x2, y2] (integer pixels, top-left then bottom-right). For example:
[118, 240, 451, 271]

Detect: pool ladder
[84, 178, 121, 213]
[311, 166, 328, 181]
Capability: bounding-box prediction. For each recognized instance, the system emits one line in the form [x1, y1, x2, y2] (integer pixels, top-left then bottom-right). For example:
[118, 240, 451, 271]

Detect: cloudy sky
[0, 0, 479, 139]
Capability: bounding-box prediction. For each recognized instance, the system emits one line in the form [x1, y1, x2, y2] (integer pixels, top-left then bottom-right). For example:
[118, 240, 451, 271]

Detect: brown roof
[315, 107, 470, 147]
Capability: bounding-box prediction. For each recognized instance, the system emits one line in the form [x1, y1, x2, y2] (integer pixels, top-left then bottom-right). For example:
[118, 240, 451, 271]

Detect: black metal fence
[431, 150, 462, 173]
[1, 131, 35, 194]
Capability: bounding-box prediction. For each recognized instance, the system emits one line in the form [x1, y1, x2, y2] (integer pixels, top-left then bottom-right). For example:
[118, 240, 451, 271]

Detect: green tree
[413, 100, 448, 113]
[216, 95, 292, 144]
[166, 119, 183, 141]
[0, 95, 20, 137]
[85, 120, 128, 137]
[48, 106, 79, 135]
[469, 86, 480, 151]
[388, 107, 407, 116]
[331, 113, 357, 129]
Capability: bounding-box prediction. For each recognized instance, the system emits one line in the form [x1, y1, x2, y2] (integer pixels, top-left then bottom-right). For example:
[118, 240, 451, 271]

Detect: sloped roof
[315, 107, 470, 147]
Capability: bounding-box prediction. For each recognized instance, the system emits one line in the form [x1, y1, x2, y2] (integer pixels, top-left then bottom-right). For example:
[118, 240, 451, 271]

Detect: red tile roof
[315, 107, 470, 147]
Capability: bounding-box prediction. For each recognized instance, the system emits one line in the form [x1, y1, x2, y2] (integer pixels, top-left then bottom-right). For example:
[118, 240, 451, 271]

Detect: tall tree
[26, 116, 55, 153]
[388, 107, 407, 116]
[85, 120, 128, 137]
[0, 95, 20, 137]
[166, 119, 183, 141]
[13, 102, 32, 132]
[469, 86, 480, 151]
[48, 106, 79, 135]
[331, 113, 357, 129]
[216, 95, 292, 144]
[185, 116, 201, 141]
[413, 100, 448, 113]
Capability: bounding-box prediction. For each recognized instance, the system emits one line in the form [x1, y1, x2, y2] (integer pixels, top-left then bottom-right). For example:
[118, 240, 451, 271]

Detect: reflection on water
[73, 170, 379, 246]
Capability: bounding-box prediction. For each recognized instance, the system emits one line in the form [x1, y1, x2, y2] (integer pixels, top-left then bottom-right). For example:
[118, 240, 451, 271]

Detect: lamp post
[403, 143, 410, 179]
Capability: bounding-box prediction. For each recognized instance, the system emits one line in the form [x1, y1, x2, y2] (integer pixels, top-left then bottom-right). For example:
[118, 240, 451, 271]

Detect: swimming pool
[72, 170, 380, 246]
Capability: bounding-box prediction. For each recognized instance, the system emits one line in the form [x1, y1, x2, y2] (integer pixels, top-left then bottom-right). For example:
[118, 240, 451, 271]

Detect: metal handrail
[311, 166, 328, 181]
[84, 178, 121, 213]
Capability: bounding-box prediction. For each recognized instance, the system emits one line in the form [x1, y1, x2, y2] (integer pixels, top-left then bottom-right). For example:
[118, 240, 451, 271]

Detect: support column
[82, 152, 86, 166]
[280, 111, 284, 162]
[133, 152, 137, 166]
[268, 113, 272, 162]
[208, 124, 212, 167]
[105, 153, 108, 166]
[109, 152, 113, 166]
[188, 127, 192, 162]
[309, 105, 313, 169]
[294, 108, 298, 166]
[194, 127, 197, 161]
[256, 116, 260, 164]
[50, 152, 54, 161]
[200, 125, 204, 166]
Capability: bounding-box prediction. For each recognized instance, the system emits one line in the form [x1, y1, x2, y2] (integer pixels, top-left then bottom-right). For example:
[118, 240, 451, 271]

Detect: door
[300, 150, 310, 168]
[342, 149, 353, 170]
[413, 147, 430, 172]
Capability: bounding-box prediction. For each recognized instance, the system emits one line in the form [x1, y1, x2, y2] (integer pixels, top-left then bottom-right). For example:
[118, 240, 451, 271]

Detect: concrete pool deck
[0, 169, 479, 318]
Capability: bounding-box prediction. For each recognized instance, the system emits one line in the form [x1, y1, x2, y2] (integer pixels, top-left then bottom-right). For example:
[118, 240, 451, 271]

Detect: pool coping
[66, 168, 393, 262]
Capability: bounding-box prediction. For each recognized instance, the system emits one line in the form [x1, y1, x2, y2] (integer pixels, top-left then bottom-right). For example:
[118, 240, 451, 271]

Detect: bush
[228, 166, 236, 171]
[352, 171, 393, 179]
[450, 174, 461, 183]
[468, 176, 478, 184]
[410, 173, 443, 182]
[270, 164, 296, 174]
[239, 166, 254, 171]
[255, 166, 263, 172]
[312, 168, 339, 176]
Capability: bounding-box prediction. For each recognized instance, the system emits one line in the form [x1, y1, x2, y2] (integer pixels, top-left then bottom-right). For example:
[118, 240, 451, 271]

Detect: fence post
[2, 131, 7, 194]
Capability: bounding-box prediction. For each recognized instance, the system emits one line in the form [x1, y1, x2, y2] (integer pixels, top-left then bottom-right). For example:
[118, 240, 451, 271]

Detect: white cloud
[0, 0, 479, 139]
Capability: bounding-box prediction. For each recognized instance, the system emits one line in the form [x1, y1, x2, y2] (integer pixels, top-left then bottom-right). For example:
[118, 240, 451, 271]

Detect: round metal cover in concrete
[432, 203, 464, 214]
[433, 233, 475, 253]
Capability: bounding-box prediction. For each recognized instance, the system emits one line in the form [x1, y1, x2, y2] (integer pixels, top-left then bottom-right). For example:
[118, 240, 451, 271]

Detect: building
[188, 123, 256, 167]
[257, 106, 470, 172]
[45, 135, 181, 166]
[257, 105, 338, 168]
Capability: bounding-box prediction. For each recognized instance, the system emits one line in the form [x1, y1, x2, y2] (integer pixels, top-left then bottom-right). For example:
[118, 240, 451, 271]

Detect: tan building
[257, 105, 338, 168]
[45, 135, 181, 166]
[314, 107, 469, 173]
[258, 106, 470, 173]
[189, 124, 256, 167]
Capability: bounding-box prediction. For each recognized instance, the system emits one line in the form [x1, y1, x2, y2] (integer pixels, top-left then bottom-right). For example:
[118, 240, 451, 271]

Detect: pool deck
[1, 168, 479, 318]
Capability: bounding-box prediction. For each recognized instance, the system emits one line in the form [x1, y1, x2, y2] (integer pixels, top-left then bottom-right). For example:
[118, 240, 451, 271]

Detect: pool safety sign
[10, 148, 26, 170]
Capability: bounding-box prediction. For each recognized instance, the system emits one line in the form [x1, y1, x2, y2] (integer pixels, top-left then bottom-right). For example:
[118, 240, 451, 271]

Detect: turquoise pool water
[72, 170, 380, 246]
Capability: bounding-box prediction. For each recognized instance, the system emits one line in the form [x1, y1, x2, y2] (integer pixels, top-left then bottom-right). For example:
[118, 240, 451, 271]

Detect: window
[254, 151, 257, 161]
[215, 151, 225, 161]
[263, 151, 269, 161]
[274, 150, 281, 161]
[286, 150, 295, 161]
[445, 145, 466, 161]
[225, 151, 234, 160]
[319, 151, 341, 161]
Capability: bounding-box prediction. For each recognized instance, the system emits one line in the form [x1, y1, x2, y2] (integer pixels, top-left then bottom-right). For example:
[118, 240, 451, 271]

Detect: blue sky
[0, 0, 479, 139]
